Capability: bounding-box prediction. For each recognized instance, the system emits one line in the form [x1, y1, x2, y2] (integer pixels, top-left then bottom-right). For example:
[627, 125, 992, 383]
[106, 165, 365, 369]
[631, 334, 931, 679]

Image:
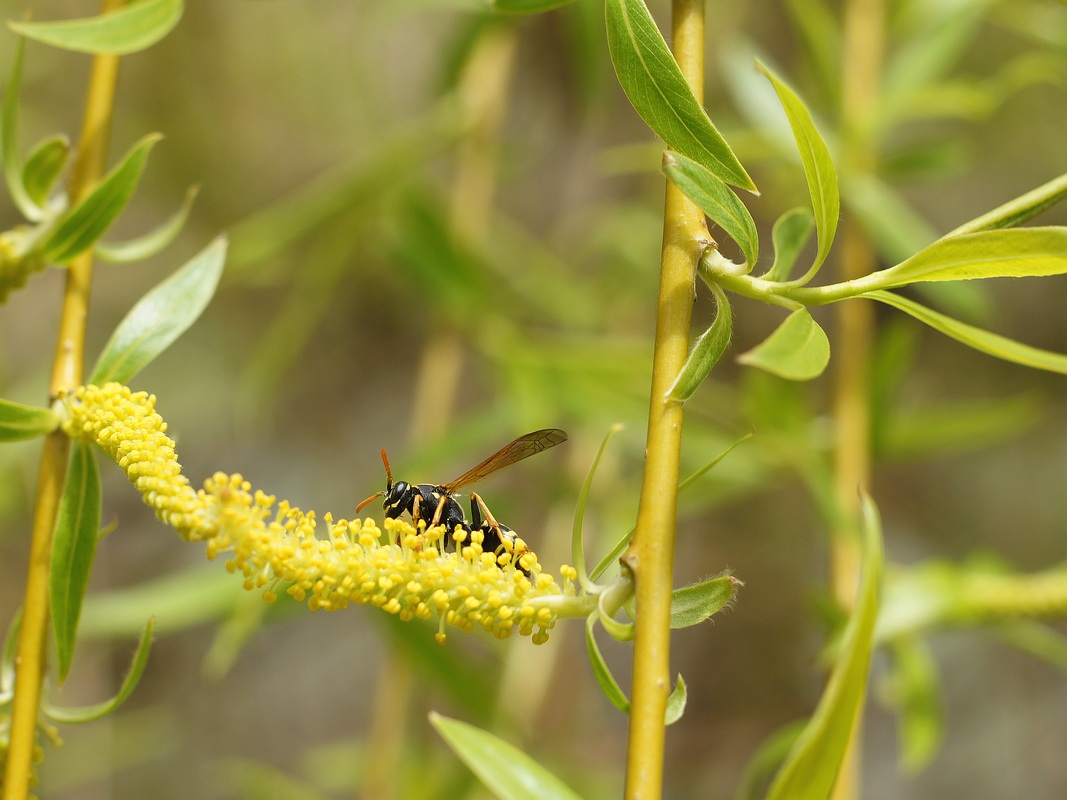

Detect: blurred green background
[2, 0, 1067, 797]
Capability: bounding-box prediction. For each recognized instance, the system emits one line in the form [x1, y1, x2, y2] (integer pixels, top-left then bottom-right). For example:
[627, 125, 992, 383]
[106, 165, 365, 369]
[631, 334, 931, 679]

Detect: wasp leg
[472, 493, 522, 552]
[429, 492, 448, 528]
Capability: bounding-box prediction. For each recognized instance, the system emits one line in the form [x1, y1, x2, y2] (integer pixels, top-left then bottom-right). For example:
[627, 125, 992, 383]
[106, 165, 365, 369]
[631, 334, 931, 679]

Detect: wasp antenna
[380, 448, 393, 488]
[356, 491, 384, 514]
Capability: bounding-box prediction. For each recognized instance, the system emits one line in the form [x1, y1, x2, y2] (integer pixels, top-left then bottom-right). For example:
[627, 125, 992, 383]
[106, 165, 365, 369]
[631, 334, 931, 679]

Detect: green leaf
[868, 227, 1067, 289]
[492, 0, 576, 12]
[585, 614, 630, 713]
[9, 0, 183, 55]
[431, 713, 585, 800]
[589, 431, 752, 582]
[735, 720, 807, 800]
[605, 0, 756, 192]
[945, 171, 1067, 237]
[737, 307, 829, 381]
[762, 207, 813, 283]
[662, 152, 758, 266]
[668, 282, 733, 401]
[670, 573, 737, 628]
[756, 61, 838, 282]
[882, 637, 942, 773]
[864, 290, 1067, 375]
[2, 36, 40, 221]
[50, 441, 102, 683]
[22, 135, 71, 209]
[95, 185, 199, 263]
[43, 617, 155, 723]
[40, 133, 163, 265]
[0, 610, 21, 702]
[766, 494, 884, 800]
[664, 675, 687, 725]
[573, 424, 624, 592]
[0, 397, 60, 441]
[90, 235, 227, 384]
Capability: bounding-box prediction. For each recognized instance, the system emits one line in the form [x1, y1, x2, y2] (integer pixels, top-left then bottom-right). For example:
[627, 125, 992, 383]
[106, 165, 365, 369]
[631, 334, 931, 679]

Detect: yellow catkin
[59, 383, 576, 643]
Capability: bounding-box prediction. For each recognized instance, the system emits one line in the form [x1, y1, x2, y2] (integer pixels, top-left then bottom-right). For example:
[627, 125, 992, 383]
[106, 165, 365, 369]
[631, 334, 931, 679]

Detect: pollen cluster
[59, 383, 572, 643]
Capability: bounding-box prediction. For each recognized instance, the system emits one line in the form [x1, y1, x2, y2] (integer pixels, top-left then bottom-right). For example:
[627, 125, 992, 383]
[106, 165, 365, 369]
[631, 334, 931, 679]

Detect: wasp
[356, 429, 567, 562]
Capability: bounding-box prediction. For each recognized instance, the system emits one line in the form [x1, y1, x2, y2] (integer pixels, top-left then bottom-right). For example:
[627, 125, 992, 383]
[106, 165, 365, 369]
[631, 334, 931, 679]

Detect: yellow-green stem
[830, 0, 884, 798]
[2, 7, 122, 797]
[622, 1, 709, 797]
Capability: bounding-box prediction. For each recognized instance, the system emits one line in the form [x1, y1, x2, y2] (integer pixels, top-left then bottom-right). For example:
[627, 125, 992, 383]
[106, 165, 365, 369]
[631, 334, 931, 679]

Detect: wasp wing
[441, 428, 567, 493]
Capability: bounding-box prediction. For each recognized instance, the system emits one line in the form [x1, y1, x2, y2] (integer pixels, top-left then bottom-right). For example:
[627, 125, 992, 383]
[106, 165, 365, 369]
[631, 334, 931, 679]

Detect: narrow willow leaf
[573, 424, 624, 592]
[90, 235, 227, 385]
[23, 135, 71, 208]
[586, 614, 630, 713]
[763, 208, 813, 283]
[670, 574, 737, 629]
[95, 185, 199, 263]
[735, 720, 807, 800]
[9, 0, 183, 55]
[41, 133, 163, 265]
[945, 172, 1067, 237]
[737, 307, 829, 381]
[0, 610, 20, 702]
[605, 0, 756, 192]
[884, 637, 943, 773]
[493, 0, 576, 12]
[0, 397, 60, 441]
[994, 619, 1067, 673]
[2, 36, 40, 221]
[668, 282, 733, 401]
[589, 431, 752, 582]
[756, 61, 839, 281]
[51, 442, 102, 683]
[44, 617, 155, 723]
[431, 713, 585, 800]
[766, 494, 884, 800]
[663, 152, 758, 266]
[664, 675, 687, 725]
[867, 227, 1067, 289]
[864, 290, 1067, 374]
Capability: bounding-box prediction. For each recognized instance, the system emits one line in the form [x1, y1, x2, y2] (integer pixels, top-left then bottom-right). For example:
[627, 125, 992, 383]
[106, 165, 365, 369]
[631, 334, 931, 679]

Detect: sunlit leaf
[9, 0, 183, 55]
[0, 397, 60, 441]
[762, 207, 813, 283]
[493, 0, 576, 12]
[735, 720, 807, 800]
[586, 614, 630, 713]
[95, 185, 199, 263]
[431, 713, 585, 800]
[670, 573, 737, 628]
[864, 290, 1067, 374]
[51, 441, 102, 683]
[2, 36, 40, 221]
[668, 282, 733, 401]
[869, 227, 1067, 289]
[90, 235, 227, 384]
[757, 61, 838, 282]
[766, 494, 884, 800]
[945, 171, 1067, 237]
[23, 135, 71, 209]
[605, 0, 755, 191]
[882, 637, 942, 773]
[662, 152, 758, 266]
[573, 424, 624, 592]
[589, 431, 752, 582]
[40, 133, 163, 265]
[664, 675, 687, 725]
[0, 610, 20, 702]
[44, 617, 155, 723]
[737, 307, 830, 381]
